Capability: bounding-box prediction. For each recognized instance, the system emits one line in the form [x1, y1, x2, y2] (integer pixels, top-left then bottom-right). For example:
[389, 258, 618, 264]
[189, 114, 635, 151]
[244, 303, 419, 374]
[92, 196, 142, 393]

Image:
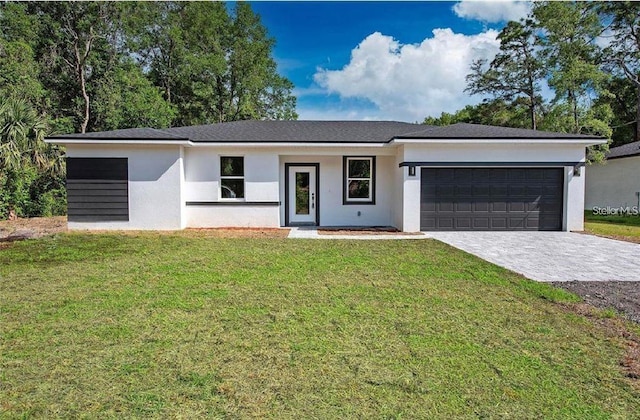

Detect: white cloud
[453, 0, 531, 23]
[312, 29, 500, 122]
[297, 106, 383, 122]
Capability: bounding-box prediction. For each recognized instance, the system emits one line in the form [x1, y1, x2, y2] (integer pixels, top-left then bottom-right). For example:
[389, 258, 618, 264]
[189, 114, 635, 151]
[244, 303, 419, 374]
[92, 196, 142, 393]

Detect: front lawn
[1, 233, 639, 417]
[584, 211, 640, 242]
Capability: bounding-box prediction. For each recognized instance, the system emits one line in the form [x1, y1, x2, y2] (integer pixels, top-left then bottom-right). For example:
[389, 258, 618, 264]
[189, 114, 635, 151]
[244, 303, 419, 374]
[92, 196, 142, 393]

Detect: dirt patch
[318, 227, 422, 236]
[0, 217, 289, 243]
[184, 228, 290, 239]
[74, 227, 291, 239]
[0, 216, 67, 243]
[562, 302, 640, 382]
[554, 281, 640, 324]
[552, 281, 640, 383]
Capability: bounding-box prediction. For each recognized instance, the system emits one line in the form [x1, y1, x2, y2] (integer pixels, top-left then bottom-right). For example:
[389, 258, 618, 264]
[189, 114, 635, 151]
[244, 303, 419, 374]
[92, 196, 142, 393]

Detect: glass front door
[288, 166, 317, 225]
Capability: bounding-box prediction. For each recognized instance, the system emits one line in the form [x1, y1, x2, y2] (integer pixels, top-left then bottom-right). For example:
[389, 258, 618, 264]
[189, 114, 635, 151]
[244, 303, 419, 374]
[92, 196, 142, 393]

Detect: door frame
[284, 163, 320, 226]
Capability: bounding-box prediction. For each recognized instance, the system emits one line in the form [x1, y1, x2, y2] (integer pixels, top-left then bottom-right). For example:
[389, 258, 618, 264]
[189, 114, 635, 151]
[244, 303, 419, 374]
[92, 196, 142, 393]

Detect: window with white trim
[220, 156, 244, 199]
[343, 156, 375, 204]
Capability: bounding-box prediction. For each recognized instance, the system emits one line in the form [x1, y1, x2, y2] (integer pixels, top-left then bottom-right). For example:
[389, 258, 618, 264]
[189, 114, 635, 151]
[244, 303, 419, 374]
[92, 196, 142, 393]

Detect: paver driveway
[427, 231, 640, 282]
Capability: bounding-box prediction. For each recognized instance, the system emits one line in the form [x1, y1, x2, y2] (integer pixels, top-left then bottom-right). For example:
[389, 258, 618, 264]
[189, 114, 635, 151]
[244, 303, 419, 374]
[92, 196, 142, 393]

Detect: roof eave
[390, 137, 607, 146]
[45, 138, 396, 147]
[187, 141, 393, 147]
[607, 153, 640, 160]
[45, 137, 191, 145]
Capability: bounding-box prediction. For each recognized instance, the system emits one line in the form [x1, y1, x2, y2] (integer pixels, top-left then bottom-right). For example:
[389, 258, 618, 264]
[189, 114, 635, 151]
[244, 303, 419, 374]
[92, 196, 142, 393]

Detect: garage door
[420, 168, 563, 231]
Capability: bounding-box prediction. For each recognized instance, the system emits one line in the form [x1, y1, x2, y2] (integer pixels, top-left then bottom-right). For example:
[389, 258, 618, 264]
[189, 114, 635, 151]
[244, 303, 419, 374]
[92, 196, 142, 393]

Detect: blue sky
[248, 1, 532, 122]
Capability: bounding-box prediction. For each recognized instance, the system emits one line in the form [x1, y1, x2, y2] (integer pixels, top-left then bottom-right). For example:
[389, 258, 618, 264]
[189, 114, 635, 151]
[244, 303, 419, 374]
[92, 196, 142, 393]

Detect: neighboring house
[585, 140, 640, 211]
[46, 121, 604, 232]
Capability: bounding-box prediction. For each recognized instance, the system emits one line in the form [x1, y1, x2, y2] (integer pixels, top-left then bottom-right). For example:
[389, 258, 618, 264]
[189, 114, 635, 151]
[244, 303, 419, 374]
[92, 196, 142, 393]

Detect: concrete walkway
[427, 231, 640, 282]
[288, 227, 428, 240]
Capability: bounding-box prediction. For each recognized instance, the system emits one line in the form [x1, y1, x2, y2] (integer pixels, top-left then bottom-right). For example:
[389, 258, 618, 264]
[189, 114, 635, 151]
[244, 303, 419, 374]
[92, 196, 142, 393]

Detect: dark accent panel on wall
[66, 158, 129, 222]
[67, 158, 129, 180]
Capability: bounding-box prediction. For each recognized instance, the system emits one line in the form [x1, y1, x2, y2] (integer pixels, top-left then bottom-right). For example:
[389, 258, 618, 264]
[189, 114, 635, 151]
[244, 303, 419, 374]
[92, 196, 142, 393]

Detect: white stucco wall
[185, 205, 280, 228]
[183, 148, 280, 227]
[63, 140, 593, 232]
[65, 145, 184, 230]
[400, 142, 588, 232]
[392, 145, 405, 231]
[564, 165, 585, 231]
[585, 156, 640, 211]
[279, 153, 397, 227]
[183, 148, 280, 202]
[183, 146, 398, 229]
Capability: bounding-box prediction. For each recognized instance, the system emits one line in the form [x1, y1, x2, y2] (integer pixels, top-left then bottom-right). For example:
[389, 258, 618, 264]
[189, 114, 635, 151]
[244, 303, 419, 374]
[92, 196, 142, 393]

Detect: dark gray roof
[47, 127, 188, 140]
[397, 123, 603, 139]
[47, 120, 604, 143]
[606, 140, 640, 159]
[166, 120, 422, 143]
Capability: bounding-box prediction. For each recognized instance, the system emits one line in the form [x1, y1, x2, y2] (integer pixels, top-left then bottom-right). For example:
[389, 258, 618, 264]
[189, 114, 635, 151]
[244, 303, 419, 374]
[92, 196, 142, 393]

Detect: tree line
[0, 2, 296, 218]
[425, 1, 640, 160]
[3, 1, 638, 219]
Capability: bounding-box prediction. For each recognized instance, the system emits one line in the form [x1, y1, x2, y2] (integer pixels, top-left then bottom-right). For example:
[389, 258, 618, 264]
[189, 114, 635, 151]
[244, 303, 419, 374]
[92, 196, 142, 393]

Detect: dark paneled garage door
[67, 158, 129, 222]
[421, 168, 563, 231]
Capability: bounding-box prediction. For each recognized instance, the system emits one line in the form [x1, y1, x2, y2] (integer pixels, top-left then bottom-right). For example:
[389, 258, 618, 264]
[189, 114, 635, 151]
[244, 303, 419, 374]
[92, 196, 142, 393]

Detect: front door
[287, 165, 318, 225]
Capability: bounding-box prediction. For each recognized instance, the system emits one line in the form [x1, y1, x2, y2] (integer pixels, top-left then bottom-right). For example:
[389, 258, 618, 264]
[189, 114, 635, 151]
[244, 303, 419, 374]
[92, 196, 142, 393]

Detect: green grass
[1, 233, 639, 418]
[584, 211, 640, 240]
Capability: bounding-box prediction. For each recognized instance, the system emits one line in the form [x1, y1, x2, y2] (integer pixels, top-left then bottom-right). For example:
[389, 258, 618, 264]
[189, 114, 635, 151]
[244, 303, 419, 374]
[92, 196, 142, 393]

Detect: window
[343, 156, 375, 204]
[220, 156, 244, 199]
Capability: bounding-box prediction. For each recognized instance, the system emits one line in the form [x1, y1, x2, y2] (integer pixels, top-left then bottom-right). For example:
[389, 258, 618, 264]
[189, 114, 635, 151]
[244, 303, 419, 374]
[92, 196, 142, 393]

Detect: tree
[0, 39, 46, 106]
[180, 1, 230, 124]
[2, 1, 296, 133]
[534, 1, 605, 133]
[424, 111, 464, 127]
[123, 2, 190, 111]
[92, 61, 176, 131]
[0, 99, 47, 171]
[0, 98, 65, 218]
[596, 76, 638, 146]
[0, 1, 297, 219]
[221, 3, 297, 122]
[123, 2, 296, 126]
[123, 1, 229, 125]
[424, 99, 532, 128]
[32, 2, 119, 133]
[466, 20, 545, 130]
[0, 3, 46, 109]
[595, 1, 640, 142]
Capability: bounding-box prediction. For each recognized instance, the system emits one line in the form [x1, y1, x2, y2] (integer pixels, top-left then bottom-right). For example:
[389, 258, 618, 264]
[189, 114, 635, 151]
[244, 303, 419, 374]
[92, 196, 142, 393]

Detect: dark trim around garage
[399, 161, 584, 168]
